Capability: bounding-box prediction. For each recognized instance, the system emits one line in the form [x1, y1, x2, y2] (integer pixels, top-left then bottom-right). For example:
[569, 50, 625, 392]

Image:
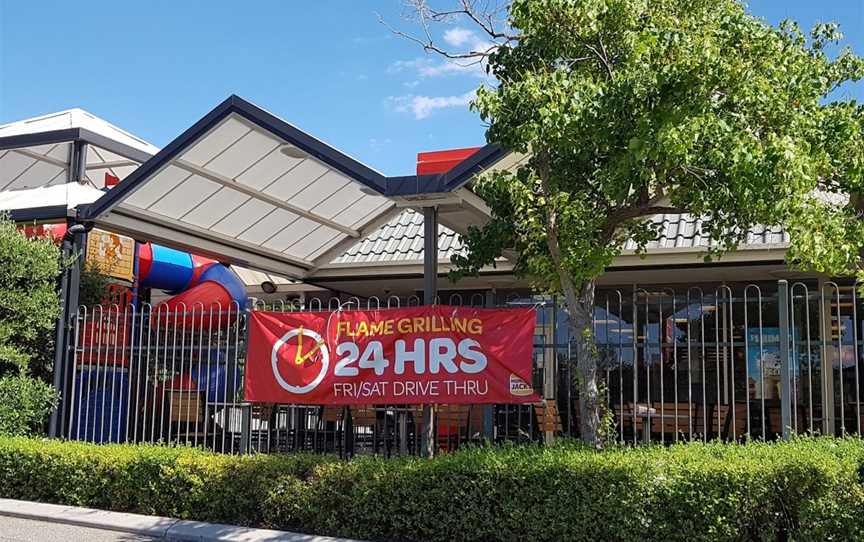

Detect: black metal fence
[59, 280, 864, 455]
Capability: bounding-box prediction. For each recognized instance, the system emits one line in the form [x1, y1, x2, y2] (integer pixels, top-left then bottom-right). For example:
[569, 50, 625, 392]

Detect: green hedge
[0, 376, 59, 436]
[2, 436, 864, 541]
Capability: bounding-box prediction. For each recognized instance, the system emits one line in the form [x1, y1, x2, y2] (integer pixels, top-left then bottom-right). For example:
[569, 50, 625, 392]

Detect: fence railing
[592, 280, 862, 444]
[59, 280, 864, 454]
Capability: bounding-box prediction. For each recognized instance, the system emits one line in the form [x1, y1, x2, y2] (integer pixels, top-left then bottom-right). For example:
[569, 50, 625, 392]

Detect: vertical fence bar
[854, 284, 861, 435]
[631, 287, 639, 445]
[668, 290, 679, 443]
[778, 280, 792, 440]
[67, 306, 85, 441]
[124, 305, 135, 443]
[793, 284, 815, 434]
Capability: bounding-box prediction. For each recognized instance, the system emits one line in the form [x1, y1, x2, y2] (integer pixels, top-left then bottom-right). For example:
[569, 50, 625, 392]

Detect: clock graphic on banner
[270, 326, 330, 394]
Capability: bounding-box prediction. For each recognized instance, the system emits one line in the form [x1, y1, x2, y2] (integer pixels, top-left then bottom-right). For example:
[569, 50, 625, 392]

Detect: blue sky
[0, 1, 861, 176]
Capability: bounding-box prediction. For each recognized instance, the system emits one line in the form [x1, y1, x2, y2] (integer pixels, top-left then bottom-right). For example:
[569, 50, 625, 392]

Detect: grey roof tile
[333, 210, 789, 265]
[622, 214, 789, 251]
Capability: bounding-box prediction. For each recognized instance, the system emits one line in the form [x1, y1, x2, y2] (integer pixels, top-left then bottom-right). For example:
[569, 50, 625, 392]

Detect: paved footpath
[1, 516, 158, 541]
[0, 499, 360, 542]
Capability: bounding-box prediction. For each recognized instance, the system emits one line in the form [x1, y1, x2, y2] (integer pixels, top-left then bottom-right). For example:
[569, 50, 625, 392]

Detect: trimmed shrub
[0, 376, 59, 436]
[0, 437, 333, 526]
[2, 436, 864, 541]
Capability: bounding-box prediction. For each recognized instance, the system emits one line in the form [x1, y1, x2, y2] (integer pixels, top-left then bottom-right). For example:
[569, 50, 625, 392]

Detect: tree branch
[378, 14, 495, 61]
[378, 1, 520, 64]
[585, 42, 615, 81]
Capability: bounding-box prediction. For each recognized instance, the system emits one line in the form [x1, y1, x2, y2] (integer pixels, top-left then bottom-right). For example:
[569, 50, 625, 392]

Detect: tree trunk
[560, 279, 602, 447]
[534, 154, 604, 447]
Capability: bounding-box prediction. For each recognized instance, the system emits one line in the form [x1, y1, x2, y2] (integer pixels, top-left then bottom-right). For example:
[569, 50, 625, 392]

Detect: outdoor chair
[719, 403, 748, 440]
[350, 405, 381, 453]
[614, 402, 658, 442]
[316, 406, 345, 453]
[437, 404, 472, 451]
[650, 402, 694, 440]
[533, 400, 563, 437]
[693, 404, 747, 440]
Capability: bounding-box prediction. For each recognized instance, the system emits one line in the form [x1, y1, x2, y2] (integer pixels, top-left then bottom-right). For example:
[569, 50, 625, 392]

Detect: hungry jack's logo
[271, 325, 330, 394]
[509, 374, 533, 396]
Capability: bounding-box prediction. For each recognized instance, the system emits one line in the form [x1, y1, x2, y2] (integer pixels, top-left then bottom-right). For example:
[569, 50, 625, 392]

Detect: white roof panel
[235, 149, 303, 190]
[181, 117, 249, 166]
[287, 226, 343, 259]
[148, 175, 221, 218]
[211, 197, 270, 237]
[183, 187, 250, 229]
[237, 208, 299, 245]
[0, 151, 37, 189]
[205, 129, 280, 179]
[6, 159, 65, 191]
[306, 233, 346, 261]
[124, 165, 191, 209]
[310, 180, 367, 219]
[265, 158, 329, 201]
[263, 217, 319, 252]
[287, 169, 349, 210]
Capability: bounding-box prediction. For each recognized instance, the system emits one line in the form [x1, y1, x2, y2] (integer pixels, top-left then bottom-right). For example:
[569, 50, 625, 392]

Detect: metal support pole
[421, 206, 438, 458]
[778, 280, 793, 440]
[49, 226, 85, 437]
[483, 290, 496, 441]
[49, 141, 89, 438]
[49, 233, 74, 438]
[240, 404, 252, 454]
[543, 300, 557, 446]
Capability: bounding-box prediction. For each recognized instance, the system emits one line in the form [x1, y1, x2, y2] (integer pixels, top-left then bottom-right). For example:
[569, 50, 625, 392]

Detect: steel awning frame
[81, 95, 508, 217]
[384, 143, 507, 196]
[81, 96, 391, 220]
[0, 127, 153, 165]
[71, 95, 511, 279]
[77, 96, 402, 278]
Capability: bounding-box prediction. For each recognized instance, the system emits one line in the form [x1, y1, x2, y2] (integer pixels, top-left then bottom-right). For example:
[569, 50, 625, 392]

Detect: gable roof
[79, 95, 398, 277]
[0, 108, 159, 157]
[0, 108, 157, 196]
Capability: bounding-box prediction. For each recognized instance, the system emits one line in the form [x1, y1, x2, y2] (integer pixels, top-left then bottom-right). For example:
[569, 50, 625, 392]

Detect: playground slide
[137, 242, 247, 312]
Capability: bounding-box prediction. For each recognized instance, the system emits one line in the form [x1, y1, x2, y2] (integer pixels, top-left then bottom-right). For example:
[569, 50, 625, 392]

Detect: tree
[0, 214, 63, 377]
[0, 215, 63, 435]
[393, 0, 864, 446]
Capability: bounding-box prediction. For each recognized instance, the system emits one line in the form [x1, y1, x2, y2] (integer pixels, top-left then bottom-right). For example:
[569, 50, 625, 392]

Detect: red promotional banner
[245, 306, 539, 405]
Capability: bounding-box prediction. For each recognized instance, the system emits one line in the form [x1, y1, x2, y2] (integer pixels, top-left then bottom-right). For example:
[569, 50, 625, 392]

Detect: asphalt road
[0, 516, 160, 542]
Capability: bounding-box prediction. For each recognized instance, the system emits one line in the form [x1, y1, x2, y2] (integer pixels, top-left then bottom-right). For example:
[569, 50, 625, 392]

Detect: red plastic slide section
[156, 280, 234, 315]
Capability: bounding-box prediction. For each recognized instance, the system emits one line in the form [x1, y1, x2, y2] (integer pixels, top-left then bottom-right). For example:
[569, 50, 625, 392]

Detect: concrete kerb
[0, 499, 362, 542]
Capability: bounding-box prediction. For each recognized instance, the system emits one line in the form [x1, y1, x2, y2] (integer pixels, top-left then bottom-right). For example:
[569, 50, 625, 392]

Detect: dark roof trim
[8, 205, 69, 223]
[0, 128, 153, 164]
[0, 129, 80, 151]
[383, 144, 508, 196]
[440, 143, 506, 191]
[604, 259, 786, 273]
[384, 174, 449, 196]
[82, 95, 390, 220]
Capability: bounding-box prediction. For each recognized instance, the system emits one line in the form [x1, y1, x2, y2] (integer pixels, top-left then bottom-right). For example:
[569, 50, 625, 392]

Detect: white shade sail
[0, 109, 155, 193]
[85, 96, 399, 278]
